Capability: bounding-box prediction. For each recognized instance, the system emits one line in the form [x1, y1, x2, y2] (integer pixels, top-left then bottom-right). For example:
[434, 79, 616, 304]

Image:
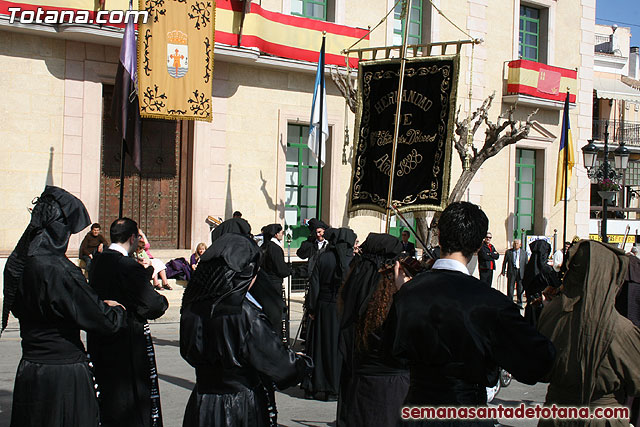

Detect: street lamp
[581, 121, 629, 243]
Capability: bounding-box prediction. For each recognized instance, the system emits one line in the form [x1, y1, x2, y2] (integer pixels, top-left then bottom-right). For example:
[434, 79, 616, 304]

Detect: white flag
[308, 39, 328, 166]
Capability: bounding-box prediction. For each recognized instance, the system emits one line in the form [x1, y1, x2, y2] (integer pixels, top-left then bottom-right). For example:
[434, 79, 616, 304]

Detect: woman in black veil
[3, 186, 126, 427]
[251, 223, 291, 337]
[522, 239, 561, 327]
[303, 227, 356, 400]
[180, 232, 312, 427]
[337, 233, 409, 427]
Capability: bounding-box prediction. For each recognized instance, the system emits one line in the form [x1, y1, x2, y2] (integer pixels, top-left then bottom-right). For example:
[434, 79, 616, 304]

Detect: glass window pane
[520, 149, 535, 163]
[519, 215, 533, 231]
[311, 3, 324, 19]
[526, 20, 538, 34]
[518, 167, 534, 182]
[525, 46, 537, 60]
[303, 148, 318, 167]
[301, 207, 316, 223]
[518, 199, 533, 215]
[302, 187, 318, 206]
[302, 167, 318, 185]
[393, 34, 402, 45]
[525, 34, 537, 46]
[291, 0, 303, 14]
[285, 207, 298, 227]
[285, 168, 299, 186]
[393, 19, 402, 32]
[409, 35, 420, 45]
[287, 124, 301, 144]
[286, 146, 299, 165]
[409, 22, 420, 37]
[518, 183, 534, 199]
[285, 187, 298, 205]
[410, 7, 420, 22]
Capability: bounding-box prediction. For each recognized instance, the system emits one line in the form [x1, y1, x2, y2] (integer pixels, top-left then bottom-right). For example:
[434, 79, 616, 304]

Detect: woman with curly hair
[337, 233, 412, 427]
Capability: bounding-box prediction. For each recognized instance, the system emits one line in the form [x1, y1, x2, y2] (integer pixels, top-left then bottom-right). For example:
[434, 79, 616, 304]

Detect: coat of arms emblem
[167, 30, 188, 78]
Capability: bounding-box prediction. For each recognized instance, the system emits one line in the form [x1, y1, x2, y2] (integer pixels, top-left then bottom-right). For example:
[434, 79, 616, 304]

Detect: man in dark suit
[501, 239, 527, 306]
[477, 232, 499, 285]
[400, 230, 416, 257]
[87, 218, 168, 427]
[385, 202, 555, 416]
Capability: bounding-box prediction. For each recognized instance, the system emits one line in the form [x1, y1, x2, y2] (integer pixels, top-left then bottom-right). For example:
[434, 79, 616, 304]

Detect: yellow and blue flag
[554, 92, 575, 205]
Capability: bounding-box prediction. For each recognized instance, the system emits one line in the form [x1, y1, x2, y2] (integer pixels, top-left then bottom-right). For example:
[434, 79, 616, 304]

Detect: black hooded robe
[304, 228, 356, 397]
[522, 239, 561, 327]
[180, 233, 312, 427]
[5, 186, 127, 427]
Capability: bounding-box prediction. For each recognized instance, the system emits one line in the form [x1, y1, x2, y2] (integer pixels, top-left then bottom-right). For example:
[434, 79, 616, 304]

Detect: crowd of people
[3, 185, 640, 427]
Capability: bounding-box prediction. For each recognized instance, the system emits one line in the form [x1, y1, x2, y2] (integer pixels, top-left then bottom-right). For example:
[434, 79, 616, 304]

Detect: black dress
[4, 186, 127, 427]
[10, 255, 126, 427]
[181, 297, 311, 427]
[251, 240, 291, 336]
[87, 249, 169, 427]
[305, 250, 342, 395]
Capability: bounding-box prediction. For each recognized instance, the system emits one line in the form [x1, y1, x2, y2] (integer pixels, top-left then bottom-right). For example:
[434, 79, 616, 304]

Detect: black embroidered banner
[348, 56, 459, 214]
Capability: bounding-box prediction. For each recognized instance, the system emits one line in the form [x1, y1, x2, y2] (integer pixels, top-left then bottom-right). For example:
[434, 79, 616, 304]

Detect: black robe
[385, 268, 555, 424]
[87, 249, 169, 427]
[180, 297, 312, 427]
[251, 240, 291, 336]
[10, 255, 126, 427]
[304, 250, 342, 395]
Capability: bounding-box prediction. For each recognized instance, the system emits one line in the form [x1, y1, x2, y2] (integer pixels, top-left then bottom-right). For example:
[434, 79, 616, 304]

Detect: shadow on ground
[0, 389, 13, 427]
[159, 373, 195, 391]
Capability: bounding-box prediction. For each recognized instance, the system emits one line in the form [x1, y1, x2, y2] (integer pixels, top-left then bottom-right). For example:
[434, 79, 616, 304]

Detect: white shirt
[552, 249, 563, 272]
[432, 258, 470, 275]
[271, 237, 283, 248]
[316, 239, 327, 250]
[246, 292, 262, 309]
[513, 249, 520, 268]
[109, 242, 129, 257]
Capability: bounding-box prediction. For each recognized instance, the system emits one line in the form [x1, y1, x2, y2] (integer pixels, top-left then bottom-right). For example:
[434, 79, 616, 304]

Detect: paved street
[0, 293, 548, 427]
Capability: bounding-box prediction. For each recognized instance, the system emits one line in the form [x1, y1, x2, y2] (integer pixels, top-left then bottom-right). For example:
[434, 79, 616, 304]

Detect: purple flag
[111, 8, 142, 170]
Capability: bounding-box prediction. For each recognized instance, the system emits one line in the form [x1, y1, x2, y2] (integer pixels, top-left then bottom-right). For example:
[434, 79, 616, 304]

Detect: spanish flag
[554, 92, 575, 205]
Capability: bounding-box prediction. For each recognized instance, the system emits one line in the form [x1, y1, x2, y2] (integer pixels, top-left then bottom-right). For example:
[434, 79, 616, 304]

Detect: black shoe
[325, 393, 338, 402]
[304, 390, 315, 400]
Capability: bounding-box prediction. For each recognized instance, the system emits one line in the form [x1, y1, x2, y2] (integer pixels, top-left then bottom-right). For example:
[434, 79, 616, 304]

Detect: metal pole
[118, 139, 126, 218]
[286, 228, 292, 343]
[384, 0, 412, 233]
[562, 92, 569, 251]
[316, 34, 326, 221]
[602, 122, 609, 243]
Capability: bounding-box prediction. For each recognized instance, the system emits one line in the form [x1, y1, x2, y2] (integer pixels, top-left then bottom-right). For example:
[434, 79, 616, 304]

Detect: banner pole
[562, 90, 569, 251]
[385, 0, 411, 233]
[118, 138, 126, 218]
[316, 34, 326, 221]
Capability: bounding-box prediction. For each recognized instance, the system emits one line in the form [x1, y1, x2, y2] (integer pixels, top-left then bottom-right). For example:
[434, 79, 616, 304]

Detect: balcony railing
[592, 119, 640, 146]
[595, 34, 613, 54]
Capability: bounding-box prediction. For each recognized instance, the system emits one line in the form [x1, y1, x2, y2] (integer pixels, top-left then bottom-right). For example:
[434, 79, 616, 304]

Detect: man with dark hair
[400, 230, 416, 257]
[232, 210, 242, 218]
[79, 222, 108, 271]
[385, 202, 555, 422]
[87, 217, 169, 427]
[477, 231, 499, 285]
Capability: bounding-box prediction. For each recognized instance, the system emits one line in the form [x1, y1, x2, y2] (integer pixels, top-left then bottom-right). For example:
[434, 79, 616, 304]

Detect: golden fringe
[348, 209, 386, 220]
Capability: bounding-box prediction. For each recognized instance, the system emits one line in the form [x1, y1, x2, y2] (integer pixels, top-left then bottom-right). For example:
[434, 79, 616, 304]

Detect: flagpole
[316, 33, 326, 221]
[119, 139, 126, 218]
[562, 90, 569, 250]
[384, 0, 411, 233]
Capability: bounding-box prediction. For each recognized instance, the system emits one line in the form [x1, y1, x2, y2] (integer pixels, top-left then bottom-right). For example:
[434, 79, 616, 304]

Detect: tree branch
[330, 67, 357, 114]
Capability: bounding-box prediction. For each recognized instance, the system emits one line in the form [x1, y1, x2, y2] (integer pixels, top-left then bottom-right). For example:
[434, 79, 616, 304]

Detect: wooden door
[99, 85, 193, 248]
